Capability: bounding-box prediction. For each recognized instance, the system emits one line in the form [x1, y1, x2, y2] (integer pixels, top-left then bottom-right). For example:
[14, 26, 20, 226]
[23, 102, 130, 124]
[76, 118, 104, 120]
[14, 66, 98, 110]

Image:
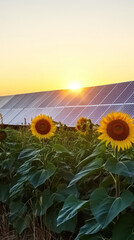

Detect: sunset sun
[69, 82, 81, 90]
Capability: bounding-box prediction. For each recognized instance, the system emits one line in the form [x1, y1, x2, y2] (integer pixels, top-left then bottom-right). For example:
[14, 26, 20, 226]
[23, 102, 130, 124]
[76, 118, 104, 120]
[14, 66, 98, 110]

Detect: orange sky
[0, 0, 134, 96]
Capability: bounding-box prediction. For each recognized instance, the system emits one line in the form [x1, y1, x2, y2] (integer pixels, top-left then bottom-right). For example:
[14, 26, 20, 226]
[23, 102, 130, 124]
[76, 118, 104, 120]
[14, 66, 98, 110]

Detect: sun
[69, 82, 81, 90]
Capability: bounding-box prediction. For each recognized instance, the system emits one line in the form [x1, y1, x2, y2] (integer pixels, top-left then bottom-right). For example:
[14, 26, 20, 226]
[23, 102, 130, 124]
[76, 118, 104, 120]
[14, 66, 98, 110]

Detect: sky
[0, 0, 134, 96]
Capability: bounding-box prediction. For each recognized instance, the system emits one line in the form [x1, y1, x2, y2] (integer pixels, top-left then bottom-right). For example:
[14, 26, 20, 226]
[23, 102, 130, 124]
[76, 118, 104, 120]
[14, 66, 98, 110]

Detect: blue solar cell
[3, 109, 23, 124]
[46, 90, 69, 107]
[9, 109, 31, 125]
[70, 106, 96, 126]
[20, 93, 47, 108]
[0, 96, 14, 108]
[54, 107, 75, 122]
[0, 109, 10, 117]
[62, 107, 86, 125]
[101, 82, 130, 104]
[11, 93, 36, 109]
[120, 104, 134, 118]
[66, 88, 91, 106]
[77, 87, 94, 105]
[2, 94, 25, 109]
[126, 93, 134, 103]
[48, 107, 63, 119]
[94, 105, 122, 124]
[88, 106, 110, 123]
[39, 91, 60, 107]
[57, 91, 79, 107]
[90, 84, 117, 105]
[114, 81, 134, 103]
[24, 92, 51, 108]
[82, 85, 104, 105]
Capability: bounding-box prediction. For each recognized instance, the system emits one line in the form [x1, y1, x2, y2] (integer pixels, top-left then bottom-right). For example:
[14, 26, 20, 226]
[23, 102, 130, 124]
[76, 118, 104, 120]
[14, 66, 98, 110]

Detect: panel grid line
[94, 81, 133, 124]
[60, 85, 106, 124]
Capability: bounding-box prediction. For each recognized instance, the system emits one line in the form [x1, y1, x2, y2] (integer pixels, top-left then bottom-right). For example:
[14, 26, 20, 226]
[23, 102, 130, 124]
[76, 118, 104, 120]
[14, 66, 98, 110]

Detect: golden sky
[0, 0, 134, 96]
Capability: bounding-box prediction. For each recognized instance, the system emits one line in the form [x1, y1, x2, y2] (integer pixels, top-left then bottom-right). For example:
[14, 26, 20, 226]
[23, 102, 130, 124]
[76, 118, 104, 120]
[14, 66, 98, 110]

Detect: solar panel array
[0, 81, 134, 127]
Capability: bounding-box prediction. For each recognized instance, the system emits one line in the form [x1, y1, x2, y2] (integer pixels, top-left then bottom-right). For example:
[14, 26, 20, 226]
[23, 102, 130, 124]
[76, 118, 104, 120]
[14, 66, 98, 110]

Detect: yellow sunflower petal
[97, 111, 134, 151]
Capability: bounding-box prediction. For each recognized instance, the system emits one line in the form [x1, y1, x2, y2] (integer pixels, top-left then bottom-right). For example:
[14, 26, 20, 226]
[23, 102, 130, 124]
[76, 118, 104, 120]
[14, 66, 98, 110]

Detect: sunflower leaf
[90, 188, 134, 229]
[105, 159, 134, 177]
[68, 157, 103, 187]
[28, 163, 56, 188]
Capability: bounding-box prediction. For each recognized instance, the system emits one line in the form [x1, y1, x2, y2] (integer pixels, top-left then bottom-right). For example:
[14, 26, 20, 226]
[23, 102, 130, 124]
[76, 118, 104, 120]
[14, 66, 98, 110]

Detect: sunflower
[75, 117, 88, 135]
[31, 114, 56, 139]
[0, 130, 7, 141]
[97, 111, 134, 151]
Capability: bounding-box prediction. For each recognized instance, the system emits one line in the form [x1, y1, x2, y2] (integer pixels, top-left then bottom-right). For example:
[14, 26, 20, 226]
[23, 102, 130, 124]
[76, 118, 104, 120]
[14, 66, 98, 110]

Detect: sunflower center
[81, 124, 87, 132]
[35, 119, 51, 135]
[107, 119, 129, 140]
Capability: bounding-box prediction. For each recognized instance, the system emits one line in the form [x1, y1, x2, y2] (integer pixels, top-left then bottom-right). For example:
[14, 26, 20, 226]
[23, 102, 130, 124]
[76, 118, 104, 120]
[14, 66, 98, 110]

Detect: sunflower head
[0, 130, 7, 141]
[75, 117, 92, 135]
[31, 114, 56, 139]
[97, 111, 134, 151]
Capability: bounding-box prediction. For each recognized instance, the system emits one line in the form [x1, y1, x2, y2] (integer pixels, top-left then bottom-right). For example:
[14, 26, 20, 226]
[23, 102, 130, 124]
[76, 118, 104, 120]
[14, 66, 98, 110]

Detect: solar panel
[126, 93, 134, 103]
[0, 81, 134, 127]
[114, 82, 134, 103]
[101, 82, 130, 104]
[89, 85, 115, 105]
[0, 96, 13, 108]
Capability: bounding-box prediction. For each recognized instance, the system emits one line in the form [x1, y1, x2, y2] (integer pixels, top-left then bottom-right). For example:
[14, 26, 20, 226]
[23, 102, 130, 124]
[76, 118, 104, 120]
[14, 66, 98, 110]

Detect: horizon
[0, 79, 133, 97]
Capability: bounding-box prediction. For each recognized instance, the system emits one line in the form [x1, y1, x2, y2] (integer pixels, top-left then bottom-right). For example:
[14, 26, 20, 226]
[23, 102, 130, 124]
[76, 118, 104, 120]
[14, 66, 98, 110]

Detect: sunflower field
[0, 112, 134, 240]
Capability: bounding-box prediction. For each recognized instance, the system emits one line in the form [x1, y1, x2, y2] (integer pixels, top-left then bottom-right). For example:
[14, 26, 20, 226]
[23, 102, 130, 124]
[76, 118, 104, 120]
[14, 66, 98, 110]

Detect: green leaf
[46, 207, 77, 233]
[105, 159, 134, 178]
[33, 189, 55, 216]
[18, 148, 40, 159]
[0, 184, 9, 202]
[53, 143, 74, 157]
[127, 236, 134, 240]
[90, 188, 134, 229]
[68, 158, 103, 187]
[17, 157, 40, 175]
[112, 214, 134, 240]
[9, 176, 28, 197]
[28, 163, 56, 188]
[57, 194, 89, 226]
[77, 142, 105, 167]
[17, 161, 34, 175]
[77, 235, 102, 240]
[56, 184, 79, 201]
[0, 157, 16, 171]
[13, 215, 31, 234]
[99, 175, 113, 188]
[53, 144, 70, 153]
[9, 201, 27, 221]
[75, 220, 102, 240]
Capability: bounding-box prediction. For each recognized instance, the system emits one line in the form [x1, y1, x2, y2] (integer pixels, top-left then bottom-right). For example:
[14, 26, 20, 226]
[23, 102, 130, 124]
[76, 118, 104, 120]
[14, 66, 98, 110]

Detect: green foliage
[105, 158, 134, 177]
[112, 214, 134, 240]
[68, 157, 103, 186]
[90, 188, 134, 229]
[0, 123, 134, 240]
[57, 194, 89, 226]
[75, 220, 102, 240]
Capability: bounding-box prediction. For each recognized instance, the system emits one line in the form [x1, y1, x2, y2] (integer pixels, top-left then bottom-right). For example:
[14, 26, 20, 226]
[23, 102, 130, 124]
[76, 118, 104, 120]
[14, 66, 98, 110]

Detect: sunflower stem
[114, 147, 120, 198]
[42, 139, 45, 163]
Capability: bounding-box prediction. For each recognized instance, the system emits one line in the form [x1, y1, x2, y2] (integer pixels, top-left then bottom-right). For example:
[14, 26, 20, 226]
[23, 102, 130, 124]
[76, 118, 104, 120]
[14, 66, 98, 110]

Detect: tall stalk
[114, 147, 120, 198]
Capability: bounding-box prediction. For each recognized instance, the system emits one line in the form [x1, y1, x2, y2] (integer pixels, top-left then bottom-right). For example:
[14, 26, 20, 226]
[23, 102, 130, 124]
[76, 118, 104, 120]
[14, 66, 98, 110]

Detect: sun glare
[69, 82, 81, 90]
